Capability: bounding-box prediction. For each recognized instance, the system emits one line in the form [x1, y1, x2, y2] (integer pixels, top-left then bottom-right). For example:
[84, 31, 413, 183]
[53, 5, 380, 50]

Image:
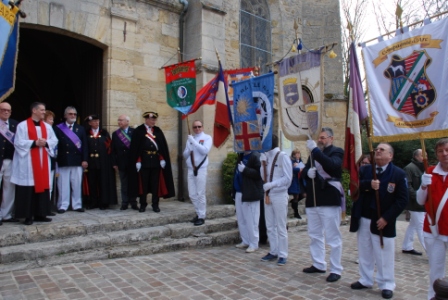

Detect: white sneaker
[245, 247, 257, 253]
[235, 243, 249, 249]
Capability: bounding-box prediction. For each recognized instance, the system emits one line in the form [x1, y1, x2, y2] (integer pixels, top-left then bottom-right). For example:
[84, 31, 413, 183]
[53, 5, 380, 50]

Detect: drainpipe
[177, 0, 188, 201]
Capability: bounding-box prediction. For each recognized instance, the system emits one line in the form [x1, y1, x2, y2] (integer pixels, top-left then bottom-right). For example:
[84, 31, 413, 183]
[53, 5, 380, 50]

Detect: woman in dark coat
[288, 149, 305, 219]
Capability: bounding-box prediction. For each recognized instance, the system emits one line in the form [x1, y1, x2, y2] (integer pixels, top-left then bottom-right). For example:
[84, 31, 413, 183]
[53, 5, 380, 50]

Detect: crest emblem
[384, 50, 435, 118]
[387, 182, 396, 193]
[282, 77, 299, 105]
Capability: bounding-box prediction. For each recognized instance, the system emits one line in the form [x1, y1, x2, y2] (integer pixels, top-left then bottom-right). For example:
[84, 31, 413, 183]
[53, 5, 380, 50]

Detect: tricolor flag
[343, 42, 368, 201]
[163, 59, 196, 115]
[182, 73, 219, 119]
[0, 1, 20, 101]
[213, 64, 232, 148]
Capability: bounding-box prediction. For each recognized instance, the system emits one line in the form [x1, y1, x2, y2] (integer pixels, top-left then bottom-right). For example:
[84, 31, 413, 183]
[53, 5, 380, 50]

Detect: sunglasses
[193, 126, 202, 129]
[375, 147, 387, 152]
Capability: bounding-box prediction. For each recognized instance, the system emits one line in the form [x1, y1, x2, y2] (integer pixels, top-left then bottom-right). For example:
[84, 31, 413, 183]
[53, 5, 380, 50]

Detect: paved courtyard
[0, 220, 434, 300]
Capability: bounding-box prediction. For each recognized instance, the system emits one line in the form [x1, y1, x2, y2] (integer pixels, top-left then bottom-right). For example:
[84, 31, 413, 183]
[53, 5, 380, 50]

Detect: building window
[240, 0, 272, 74]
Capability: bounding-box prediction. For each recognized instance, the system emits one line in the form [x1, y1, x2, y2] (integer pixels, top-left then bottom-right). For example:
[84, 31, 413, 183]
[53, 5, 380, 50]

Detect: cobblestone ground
[0, 220, 435, 300]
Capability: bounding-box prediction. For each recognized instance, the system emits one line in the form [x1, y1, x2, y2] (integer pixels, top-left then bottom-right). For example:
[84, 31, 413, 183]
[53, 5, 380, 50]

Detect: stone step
[0, 216, 238, 265]
[0, 202, 236, 248]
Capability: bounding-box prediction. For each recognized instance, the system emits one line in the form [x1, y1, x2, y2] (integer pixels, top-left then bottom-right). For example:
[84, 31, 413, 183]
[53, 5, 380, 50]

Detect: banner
[278, 52, 324, 141]
[163, 59, 196, 115]
[232, 72, 274, 152]
[213, 64, 232, 148]
[343, 42, 368, 201]
[363, 17, 448, 142]
[0, 1, 19, 101]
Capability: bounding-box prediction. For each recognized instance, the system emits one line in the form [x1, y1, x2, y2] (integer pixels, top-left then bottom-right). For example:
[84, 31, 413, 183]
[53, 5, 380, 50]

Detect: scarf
[27, 118, 49, 193]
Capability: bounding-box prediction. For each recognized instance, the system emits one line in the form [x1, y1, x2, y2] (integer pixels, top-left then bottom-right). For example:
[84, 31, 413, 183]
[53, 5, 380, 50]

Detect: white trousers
[306, 206, 343, 274]
[402, 211, 426, 251]
[0, 159, 15, 220]
[57, 166, 83, 210]
[425, 236, 448, 300]
[235, 192, 260, 249]
[357, 217, 396, 290]
[264, 192, 288, 258]
[187, 168, 207, 219]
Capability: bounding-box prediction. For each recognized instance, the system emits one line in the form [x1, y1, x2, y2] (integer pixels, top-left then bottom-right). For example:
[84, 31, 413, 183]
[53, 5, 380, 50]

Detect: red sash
[27, 118, 50, 193]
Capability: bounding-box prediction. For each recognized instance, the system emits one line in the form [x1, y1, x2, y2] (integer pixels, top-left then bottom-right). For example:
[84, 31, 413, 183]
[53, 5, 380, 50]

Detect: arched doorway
[6, 26, 104, 123]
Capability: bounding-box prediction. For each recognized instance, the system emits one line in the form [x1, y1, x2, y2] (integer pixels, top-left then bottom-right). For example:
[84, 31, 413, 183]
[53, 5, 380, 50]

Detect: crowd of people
[1, 101, 446, 299]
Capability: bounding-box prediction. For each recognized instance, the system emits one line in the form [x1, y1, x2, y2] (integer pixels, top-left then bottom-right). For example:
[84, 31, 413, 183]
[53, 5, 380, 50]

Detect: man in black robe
[128, 111, 175, 213]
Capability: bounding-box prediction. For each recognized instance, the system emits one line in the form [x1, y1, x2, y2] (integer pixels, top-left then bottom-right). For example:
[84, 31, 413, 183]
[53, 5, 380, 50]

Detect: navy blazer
[0, 118, 18, 166]
[350, 163, 408, 238]
[54, 123, 89, 167]
[111, 127, 134, 171]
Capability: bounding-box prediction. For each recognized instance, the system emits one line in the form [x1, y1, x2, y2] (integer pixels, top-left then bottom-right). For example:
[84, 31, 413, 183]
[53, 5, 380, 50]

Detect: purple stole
[115, 129, 131, 148]
[57, 123, 82, 152]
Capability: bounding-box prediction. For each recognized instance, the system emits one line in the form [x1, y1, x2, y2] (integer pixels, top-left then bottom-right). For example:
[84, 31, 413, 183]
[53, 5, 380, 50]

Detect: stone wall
[18, 0, 346, 204]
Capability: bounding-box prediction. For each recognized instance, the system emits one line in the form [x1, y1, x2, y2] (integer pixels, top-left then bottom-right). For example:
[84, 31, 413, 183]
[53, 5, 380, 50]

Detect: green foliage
[342, 170, 352, 215]
[222, 152, 238, 204]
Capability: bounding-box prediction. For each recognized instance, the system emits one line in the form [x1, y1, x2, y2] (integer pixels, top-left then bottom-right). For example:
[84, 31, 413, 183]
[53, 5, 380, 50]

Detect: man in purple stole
[112, 115, 137, 210]
[53, 106, 89, 213]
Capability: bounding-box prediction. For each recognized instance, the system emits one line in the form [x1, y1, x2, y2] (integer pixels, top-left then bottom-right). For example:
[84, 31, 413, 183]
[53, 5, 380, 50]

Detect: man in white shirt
[183, 120, 212, 226]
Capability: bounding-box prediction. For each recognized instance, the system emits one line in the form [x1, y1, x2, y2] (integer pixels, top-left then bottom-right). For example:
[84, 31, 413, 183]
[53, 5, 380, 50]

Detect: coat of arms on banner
[283, 78, 300, 105]
[385, 50, 435, 118]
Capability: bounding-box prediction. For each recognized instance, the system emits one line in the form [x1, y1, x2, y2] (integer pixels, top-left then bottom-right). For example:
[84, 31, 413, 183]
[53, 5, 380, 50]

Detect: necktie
[69, 125, 73, 130]
[376, 167, 383, 175]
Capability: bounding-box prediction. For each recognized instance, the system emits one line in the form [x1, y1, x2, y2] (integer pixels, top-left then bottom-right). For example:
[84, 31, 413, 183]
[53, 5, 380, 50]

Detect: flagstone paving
[0, 219, 434, 300]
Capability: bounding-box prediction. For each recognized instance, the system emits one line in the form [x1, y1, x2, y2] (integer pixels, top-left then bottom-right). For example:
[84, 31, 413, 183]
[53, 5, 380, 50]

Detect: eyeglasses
[375, 147, 387, 152]
[67, 113, 77, 116]
[318, 136, 331, 140]
[0, 109, 11, 113]
[193, 126, 202, 129]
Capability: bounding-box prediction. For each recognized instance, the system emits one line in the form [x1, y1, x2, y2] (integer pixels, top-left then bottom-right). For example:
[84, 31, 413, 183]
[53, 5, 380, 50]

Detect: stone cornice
[110, 7, 139, 22]
[137, 0, 183, 13]
[201, 2, 226, 15]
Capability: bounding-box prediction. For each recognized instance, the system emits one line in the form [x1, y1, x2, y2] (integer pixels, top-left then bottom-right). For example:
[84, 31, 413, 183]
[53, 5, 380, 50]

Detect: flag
[232, 72, 274, 152]
[278, 52, 324, 141]
[0, 1, 19, 101]
[181, 73, 219, 119]
[363, 17, 448, 142]
[343, 42, 368, 201]
[163, 59, 196, 115]
[213, 64, 232, 148]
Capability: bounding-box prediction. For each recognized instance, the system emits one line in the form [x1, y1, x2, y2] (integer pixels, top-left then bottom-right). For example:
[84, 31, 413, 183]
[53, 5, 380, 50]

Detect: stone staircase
[0, 201, 307, 273]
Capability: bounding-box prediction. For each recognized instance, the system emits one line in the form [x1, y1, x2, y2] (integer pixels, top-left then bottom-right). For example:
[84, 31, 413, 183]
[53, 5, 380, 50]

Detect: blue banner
[232, 72, 274, 152]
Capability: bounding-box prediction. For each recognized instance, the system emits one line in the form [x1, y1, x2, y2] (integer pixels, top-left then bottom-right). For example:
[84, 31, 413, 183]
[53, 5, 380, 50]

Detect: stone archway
[6, 26, 104, 123]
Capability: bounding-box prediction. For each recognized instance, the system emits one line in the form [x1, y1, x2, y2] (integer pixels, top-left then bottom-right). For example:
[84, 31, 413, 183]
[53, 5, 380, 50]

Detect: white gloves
[307, 139, 317, 151]
[307, 167, 317, 179]
[188, 135, 195, 144]
[136, 162, 141, 172]
[260, 153, 267, 163]
[160, 160, 166, 169]
[238, 162, 245, 172]
[263, 182, 274, 191]
[421, 173, 432, 187]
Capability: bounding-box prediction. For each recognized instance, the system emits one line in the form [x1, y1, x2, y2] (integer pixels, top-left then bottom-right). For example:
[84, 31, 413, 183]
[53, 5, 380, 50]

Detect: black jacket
[403, 159, 425, 212]
[233, 152, 264, 202]
[0, 118, 18, 166]
[111, 127, 134, 171]
[302, 145, 344, 207]
[350, 163, 408, 238]
[54, 123, 89, 167]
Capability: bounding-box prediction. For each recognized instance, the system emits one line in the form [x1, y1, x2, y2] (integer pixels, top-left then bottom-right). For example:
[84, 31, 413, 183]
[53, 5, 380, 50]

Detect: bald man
[111, 115, 137, 210]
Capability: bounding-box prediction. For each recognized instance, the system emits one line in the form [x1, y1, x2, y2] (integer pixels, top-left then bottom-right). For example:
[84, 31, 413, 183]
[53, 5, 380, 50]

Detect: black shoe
[131, 204, 139, 210]
[24, 218, 33, 225]
[34, 216, 52, 222]
[120, 205, 128, 210]
[303, 265, 326, 273]
[57, 209, 66, 214]
[402, 249, 422, 255]
[191, 215, 198, 223]
[194, 218, 205, 226]
[351, 281, 368, 290]
[381, 289, 393, 299]
[0, 220, 2, 225]
[75, 208, 85, 212]
[48, 212, 56, 216]
[139, 206, 146, 213]
[326, 273, 341, 282]
[294, 213, 302, 219]
[152, 206, 160, 213]
[3, 217, 20, 222]
[99, 206, 107, 210]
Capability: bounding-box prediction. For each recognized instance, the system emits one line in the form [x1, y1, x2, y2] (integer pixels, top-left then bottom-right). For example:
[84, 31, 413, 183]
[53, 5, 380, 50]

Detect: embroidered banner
[232, 72, 274, 152]
[163, 59, 196, 115]
[278, 52, 324, 141]
[363, 17, 448, 142]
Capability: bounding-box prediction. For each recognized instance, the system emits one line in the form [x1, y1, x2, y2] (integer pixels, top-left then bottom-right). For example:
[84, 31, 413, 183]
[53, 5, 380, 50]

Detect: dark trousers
[87, 168, 102, 207]
[139, 167, 160, 208]
[119, 170, 136, 207]
[14, 185, 50, 219]
[259, 199, 268, 244]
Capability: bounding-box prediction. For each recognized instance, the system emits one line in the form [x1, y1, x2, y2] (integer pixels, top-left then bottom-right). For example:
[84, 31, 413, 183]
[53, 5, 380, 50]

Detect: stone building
[10, 0, 346, 204]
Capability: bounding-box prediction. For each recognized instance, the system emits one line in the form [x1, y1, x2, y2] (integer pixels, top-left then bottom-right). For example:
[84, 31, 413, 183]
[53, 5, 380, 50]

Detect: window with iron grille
[240, 0, 272, 74]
